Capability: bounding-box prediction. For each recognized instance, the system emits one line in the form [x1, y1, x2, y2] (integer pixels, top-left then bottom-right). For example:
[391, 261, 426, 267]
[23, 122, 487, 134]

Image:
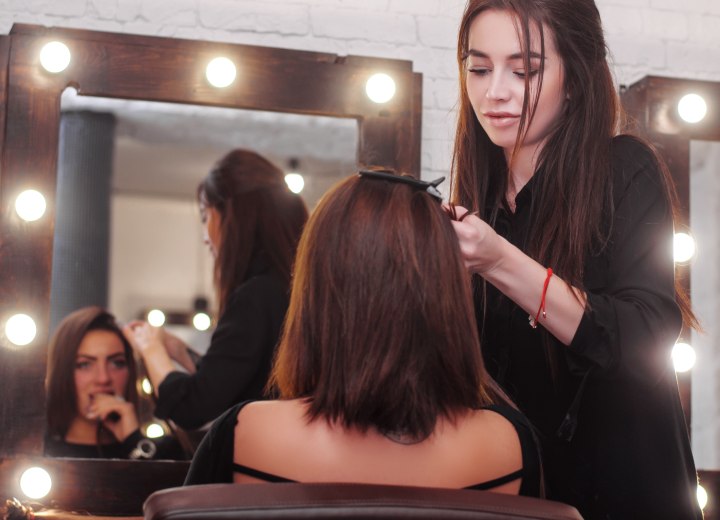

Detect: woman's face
[464, 9, 566, 156]
[201, 204, 222, 258]
[73, 330, 130, 418]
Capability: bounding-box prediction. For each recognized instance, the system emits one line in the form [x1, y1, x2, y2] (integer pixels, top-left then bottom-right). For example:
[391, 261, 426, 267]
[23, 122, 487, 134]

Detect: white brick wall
[3, 0, 720, 468]
[1, 0, 718, 180]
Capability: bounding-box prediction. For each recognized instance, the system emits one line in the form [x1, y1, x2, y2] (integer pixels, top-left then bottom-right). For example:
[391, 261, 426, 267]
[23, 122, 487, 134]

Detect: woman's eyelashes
[75, 360, 92, 371]
[74, 357, 127, 371]
[466, 66, 539, 78]
[110, 358, 128, 369]
[467, 66, 490, 76]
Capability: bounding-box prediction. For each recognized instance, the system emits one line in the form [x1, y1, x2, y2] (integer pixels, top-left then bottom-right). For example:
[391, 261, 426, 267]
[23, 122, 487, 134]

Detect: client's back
[185, 172, 541, 497]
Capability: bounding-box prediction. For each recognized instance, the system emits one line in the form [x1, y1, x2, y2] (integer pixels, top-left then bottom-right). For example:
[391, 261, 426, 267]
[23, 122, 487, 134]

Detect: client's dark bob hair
[270, 173, 512, 440]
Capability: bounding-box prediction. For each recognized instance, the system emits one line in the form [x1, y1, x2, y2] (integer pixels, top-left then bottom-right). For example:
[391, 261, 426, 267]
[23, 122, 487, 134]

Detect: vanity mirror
[621, 75, 720, 519]
[0, 23, 421, 515]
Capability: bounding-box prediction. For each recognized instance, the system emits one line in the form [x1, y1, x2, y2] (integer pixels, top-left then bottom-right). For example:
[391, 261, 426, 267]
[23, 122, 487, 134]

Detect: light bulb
[15, 190, 47, 222]
[19, 467, 52, 499]
[206, 57, 237, 88]
[672, 342, 696, 373]
[141, 378, 153, 395]
[673, 232, 696, 264]
[678, 93, 707, 124]
[39, 41, 71, 73]
[5, 314, 37, 346]
[698, 484, 708, 510]
[192, 312, 211, 331]
[285, 173, 305, 194]
[366, 73, 396, 104]
[146, 423, 165, 439]
[147, 309, 166, 327]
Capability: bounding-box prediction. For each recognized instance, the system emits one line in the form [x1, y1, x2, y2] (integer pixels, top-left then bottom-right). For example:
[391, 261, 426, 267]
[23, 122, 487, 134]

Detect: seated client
[45, 306, 182, 459]
[184, 171, 541, 496]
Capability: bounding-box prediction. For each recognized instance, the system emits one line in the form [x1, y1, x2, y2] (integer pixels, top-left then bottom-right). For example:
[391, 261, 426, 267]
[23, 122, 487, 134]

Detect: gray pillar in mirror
[50, 111, 117, 332]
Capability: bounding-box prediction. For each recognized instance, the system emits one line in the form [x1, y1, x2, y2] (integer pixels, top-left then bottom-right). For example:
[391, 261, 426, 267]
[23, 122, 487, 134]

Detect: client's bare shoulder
[232, 402, 524, 492]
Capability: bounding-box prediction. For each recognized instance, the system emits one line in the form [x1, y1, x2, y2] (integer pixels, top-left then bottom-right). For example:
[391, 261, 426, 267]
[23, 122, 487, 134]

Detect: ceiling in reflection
[61, 89, 359, 204]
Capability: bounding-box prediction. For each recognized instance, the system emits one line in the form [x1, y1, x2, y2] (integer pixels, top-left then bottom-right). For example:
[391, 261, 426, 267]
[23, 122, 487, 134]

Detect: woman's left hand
[86, 393, 140, 442]
[446, 204, 508, 274]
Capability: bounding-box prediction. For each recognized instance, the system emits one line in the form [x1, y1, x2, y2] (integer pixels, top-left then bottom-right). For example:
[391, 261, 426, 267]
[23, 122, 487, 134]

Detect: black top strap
[232, 463, 296, 483]
[465, 469, 524, 490]
[481, 404, 543, 497]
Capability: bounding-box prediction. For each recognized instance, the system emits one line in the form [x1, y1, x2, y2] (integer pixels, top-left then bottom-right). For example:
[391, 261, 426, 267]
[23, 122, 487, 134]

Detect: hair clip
[358, 169, 445, 201]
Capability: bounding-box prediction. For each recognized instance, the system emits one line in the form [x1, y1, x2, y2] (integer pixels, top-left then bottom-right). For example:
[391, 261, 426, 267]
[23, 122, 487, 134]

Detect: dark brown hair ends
[45, 306, 138, 439]
[271, 174, 512, 440]
[198, 149, 308, 316]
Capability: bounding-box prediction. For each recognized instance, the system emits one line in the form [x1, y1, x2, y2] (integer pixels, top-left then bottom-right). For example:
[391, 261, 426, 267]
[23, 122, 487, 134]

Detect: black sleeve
[184, 402, 248, 485]
[568, 136, 682, 380]
[154, 275, 287, 429]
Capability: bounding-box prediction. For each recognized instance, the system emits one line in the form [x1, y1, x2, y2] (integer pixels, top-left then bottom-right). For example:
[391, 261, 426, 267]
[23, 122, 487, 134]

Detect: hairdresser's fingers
[450, 216, 503, 273]
[458, 209, 478, 222]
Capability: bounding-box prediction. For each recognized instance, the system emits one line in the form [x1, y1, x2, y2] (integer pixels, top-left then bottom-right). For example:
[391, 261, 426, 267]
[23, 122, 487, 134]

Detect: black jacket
[154, 258, 289, 430]
[479, 135, 701, 519]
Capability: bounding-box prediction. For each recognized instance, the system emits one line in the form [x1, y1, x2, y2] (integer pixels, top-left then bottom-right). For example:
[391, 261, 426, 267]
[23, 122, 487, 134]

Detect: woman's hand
[446, 204, 508, 274]
[123, 321, 165, 355]
[86, 393, 139, 442]
[123, 322, 182, 394]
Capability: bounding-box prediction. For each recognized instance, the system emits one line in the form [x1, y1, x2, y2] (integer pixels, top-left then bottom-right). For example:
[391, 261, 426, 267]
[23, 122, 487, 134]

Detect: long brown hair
[270, 174, 513, 440]
[452, 0, 696, 329]
[198, 149, 308, 315]
[46, 306, 138, 439]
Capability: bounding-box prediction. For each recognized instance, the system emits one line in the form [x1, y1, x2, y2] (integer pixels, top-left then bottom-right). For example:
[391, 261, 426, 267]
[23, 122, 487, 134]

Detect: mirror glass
[46, 89, 359, 458]
[690, 139, 720, 470]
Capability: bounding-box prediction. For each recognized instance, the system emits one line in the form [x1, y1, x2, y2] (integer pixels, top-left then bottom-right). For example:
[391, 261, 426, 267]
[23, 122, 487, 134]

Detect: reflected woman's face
[73, 330, 130, 418]
[200, 204, 222, 258]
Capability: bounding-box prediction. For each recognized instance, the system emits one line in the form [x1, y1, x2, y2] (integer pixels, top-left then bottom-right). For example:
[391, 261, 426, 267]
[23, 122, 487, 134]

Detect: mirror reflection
[46, 91, 359, 459]
[691, 140, 720, 471]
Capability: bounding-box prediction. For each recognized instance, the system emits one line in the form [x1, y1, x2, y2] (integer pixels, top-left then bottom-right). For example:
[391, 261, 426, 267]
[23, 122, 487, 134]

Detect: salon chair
[144, 483, 583, 519]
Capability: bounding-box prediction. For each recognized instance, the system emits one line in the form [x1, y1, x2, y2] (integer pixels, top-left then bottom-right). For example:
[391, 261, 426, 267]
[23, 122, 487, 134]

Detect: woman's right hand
[123, 321, 165, 355]
[446, 204, 508, 275]
[86, 393, 139, 442]
[123, 321, 197, 374]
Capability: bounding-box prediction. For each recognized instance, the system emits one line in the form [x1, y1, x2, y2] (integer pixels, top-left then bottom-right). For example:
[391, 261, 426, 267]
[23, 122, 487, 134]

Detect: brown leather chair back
[144, 483, 583, 519]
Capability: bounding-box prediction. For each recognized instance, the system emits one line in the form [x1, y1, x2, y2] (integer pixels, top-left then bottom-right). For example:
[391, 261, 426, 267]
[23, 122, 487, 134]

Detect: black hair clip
[358, 169, 445, 201]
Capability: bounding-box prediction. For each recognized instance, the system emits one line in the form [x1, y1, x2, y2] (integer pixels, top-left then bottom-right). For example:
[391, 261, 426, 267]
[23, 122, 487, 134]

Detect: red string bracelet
[529, 267, 553, 329]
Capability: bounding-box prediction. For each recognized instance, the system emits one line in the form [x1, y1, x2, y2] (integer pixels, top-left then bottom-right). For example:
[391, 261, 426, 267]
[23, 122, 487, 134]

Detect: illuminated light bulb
[15, 190, 47, 222]
[39, 41, 71, 73]
[365, 73, 396, 104]
[19, 467, 52, 499]
[5, 314, 37, 346]
[673, 232, 696, 264]
[678, 93, 707, 124]
[698, 484, 708, 510]
[147, 309, 166, 327]
[285, 173, 305, 194]
[146, 423, 165, 439]
[672, 342, 696, 373]
[206, 57, 237, 88]
[141, 378, 153, 395]
[192, 312, 211, 331]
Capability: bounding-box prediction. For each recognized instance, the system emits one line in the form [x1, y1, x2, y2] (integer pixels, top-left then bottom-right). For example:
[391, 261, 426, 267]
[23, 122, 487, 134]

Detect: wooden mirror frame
[0, 24, 421, 515]
[621, 75, 720, 520]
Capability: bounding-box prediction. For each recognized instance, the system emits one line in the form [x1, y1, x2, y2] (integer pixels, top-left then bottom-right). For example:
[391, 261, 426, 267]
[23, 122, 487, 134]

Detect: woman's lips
[483, 112, 520, 127]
